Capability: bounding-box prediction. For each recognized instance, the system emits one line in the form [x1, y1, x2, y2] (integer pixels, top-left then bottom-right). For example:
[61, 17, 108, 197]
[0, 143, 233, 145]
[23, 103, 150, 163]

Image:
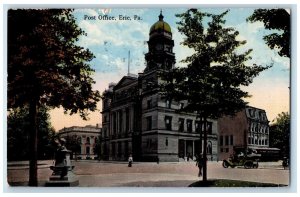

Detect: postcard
[6, 6, 292, 190]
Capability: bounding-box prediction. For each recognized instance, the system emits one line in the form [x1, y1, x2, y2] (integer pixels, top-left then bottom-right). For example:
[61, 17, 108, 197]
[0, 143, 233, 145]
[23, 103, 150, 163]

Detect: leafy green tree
[93, 135, 102, 160]
[8, 9, 100, 186]
[7, 106, 56, 161]
[247, 9, 290, 58]
[269, 112, 290, 158]
[160, 9, 269, 181]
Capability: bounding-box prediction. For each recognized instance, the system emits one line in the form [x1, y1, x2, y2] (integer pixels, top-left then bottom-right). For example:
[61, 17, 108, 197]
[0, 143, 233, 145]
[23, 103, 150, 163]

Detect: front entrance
[178, 139, 201, 161]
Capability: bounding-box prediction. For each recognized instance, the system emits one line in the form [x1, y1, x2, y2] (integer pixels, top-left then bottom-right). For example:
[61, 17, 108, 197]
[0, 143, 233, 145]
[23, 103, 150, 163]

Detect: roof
[149, 11, 172, 34]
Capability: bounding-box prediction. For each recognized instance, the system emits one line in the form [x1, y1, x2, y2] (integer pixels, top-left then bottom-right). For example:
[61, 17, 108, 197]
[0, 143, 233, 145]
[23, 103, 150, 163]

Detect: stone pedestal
[45, 165, 79, 187]
[46, 142, 79, 187]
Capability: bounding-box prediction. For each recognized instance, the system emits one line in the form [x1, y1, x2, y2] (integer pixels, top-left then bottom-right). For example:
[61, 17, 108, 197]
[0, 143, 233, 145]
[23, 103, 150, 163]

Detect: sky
[49, 7, 290, 131]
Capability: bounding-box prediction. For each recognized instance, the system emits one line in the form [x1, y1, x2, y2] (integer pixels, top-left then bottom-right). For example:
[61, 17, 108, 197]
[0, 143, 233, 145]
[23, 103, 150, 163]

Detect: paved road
[6, 160, 289, 187]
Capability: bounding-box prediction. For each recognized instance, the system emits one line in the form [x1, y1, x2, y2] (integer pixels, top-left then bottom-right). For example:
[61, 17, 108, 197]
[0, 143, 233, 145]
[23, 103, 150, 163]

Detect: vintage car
[222, 148, 261, 169]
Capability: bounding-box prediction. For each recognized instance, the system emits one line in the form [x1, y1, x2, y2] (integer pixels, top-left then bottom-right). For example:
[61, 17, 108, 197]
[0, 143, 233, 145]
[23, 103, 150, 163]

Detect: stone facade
[100, 12, 218, 162]
[217, 106, 270, 160]
[58, 125, 101, 160]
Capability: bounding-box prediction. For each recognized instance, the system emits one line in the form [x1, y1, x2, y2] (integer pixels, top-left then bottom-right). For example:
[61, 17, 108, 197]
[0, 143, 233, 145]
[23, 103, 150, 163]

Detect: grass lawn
[189, 179, 287, 187]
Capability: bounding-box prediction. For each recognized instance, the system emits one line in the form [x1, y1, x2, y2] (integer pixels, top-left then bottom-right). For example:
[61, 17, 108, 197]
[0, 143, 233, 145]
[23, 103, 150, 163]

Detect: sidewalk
[6, 160, 289, 187]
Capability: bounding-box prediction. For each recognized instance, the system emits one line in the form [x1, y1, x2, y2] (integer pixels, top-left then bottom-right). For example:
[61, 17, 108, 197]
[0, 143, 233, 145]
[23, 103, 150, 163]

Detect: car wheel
[222, 160, 229, 168]
[244, 161, 252, 169]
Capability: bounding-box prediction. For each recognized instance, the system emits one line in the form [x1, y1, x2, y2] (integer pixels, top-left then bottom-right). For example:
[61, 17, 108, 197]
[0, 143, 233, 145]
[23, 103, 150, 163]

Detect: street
[6, 160, 289, 187]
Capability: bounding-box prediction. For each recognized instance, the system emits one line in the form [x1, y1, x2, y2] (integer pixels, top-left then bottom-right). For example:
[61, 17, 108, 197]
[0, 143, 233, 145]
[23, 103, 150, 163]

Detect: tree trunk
[203, 117, 208, 182]
[28, 98, 38, 186]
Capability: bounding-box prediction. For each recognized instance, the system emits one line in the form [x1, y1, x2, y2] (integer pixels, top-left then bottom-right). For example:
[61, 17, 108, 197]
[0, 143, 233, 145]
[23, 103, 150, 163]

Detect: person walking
[128, 154, 133, 167]
[196, 154, 204, 177]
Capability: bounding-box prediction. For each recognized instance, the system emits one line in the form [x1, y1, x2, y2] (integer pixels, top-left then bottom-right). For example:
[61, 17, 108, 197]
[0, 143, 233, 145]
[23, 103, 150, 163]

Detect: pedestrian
[128, 154, 133, 167]
[196, 154, 204, 177]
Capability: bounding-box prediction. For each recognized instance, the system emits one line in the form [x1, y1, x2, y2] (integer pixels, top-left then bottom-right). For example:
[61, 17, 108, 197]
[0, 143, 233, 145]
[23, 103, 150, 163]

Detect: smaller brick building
[218, 106, 270, 160]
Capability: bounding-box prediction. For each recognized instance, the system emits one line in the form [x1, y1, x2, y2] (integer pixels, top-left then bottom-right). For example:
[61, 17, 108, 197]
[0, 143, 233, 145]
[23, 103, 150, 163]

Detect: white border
[1, 0, 299, 196]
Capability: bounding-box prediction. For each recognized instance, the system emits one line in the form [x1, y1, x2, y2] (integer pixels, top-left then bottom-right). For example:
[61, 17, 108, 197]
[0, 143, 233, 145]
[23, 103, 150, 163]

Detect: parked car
[222, 148, 261, 169]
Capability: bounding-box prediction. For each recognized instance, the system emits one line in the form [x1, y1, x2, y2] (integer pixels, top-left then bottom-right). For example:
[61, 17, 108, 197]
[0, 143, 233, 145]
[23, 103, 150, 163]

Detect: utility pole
[128, 50, 130, 75]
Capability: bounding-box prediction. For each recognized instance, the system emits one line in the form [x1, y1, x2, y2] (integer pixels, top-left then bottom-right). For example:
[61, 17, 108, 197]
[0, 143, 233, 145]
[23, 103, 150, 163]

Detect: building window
[147, 138, 153, 149]
[146, 116, 152, 131]
[225, 136, 229, 146]
[207, 122, 212, 134]
[248, 137, 251, 144]
[165, 116, 172, 130]
[220, 148, 223, 152]
[195, 121, 200, 133]
[125, 108, 129, 132]
[119, 110, 123, 133]
[207, 141, 212, 154]
[111, 142, 115, 156]
[225, 148, 229, 153]
[86, 137, 90, 144]
[86, 147, 90, 155]
[265, 139, 268, 145]
[117, 142, 122, 157]
[178, 118, 184, 132]
[187, 119, 193, 132]
[113, 112, 117, 134]
[165, 138, 168, 146]
[220, 136, 223, 146]
[166, 99, 171, 109]
[147, 99, 152, 109]
[230, 135, 233, 145]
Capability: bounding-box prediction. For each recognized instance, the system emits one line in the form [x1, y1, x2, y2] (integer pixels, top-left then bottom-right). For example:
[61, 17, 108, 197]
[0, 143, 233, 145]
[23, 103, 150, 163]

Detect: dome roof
[149, 11, 172, 34]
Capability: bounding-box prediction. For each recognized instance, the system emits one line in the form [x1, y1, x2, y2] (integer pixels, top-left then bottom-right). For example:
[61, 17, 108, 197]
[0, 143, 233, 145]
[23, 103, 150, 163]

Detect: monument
[46, 138, 79, 186]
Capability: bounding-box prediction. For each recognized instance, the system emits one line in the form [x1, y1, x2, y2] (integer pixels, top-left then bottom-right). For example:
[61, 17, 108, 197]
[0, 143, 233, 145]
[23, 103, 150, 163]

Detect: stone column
[192, 140, 195, 159]
[184, 140, 186, 161]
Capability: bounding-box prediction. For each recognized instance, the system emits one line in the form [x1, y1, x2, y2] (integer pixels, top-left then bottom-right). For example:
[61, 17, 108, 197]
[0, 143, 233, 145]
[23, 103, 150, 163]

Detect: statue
[46, 138, 79, 186]
[52, 138, 69, 179]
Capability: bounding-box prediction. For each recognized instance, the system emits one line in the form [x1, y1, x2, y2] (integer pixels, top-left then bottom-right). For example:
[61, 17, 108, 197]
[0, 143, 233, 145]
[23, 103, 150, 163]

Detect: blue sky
[50, 8, 290, 131]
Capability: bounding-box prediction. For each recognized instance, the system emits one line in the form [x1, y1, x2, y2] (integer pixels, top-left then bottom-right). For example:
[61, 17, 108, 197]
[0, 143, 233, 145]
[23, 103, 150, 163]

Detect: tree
[64, 135, 82, 160]
[93, 135, 102, 161]
[8, 9, 100, 186]
[247, 9, 290, 58]
[269, 112, 290, 158]
[7, 106, 56, 161]
[159, 9, 269, 181]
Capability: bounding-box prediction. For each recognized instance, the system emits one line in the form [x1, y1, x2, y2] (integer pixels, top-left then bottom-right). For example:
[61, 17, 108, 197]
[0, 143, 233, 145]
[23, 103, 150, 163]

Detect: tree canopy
[8, 9, 100, 185]
[8, 9, 100, 117]
[159, 9, 270, 181]
[160, 9, 269, 119]
[7, 107, 56, 161]
[269, 112, 290, 158]
[247, 9, 290, 58]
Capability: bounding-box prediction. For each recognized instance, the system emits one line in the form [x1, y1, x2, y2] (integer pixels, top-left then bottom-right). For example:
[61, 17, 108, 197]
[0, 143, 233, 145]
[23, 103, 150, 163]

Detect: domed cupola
[144, 10, 176, 73]
[149, 10, 172, 39]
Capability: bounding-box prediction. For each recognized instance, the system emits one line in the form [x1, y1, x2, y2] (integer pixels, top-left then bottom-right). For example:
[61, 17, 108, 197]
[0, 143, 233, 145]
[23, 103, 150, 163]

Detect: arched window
[207, 141, 212, 154]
